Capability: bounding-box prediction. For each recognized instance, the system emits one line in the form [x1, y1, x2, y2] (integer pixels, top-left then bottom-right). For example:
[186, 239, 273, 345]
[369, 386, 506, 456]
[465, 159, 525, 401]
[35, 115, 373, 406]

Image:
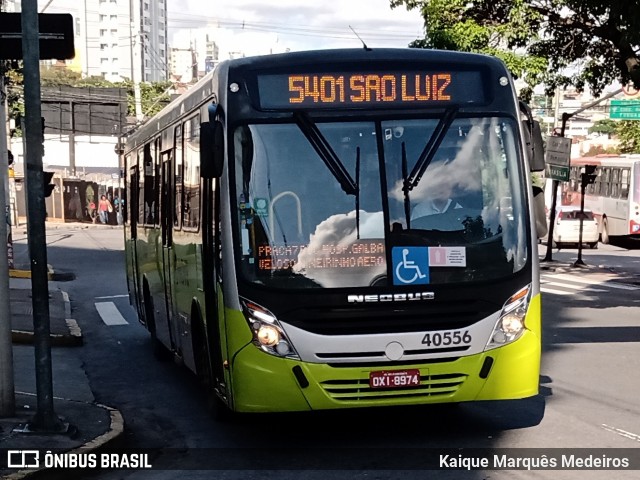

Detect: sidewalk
[0, 276, 124, 479]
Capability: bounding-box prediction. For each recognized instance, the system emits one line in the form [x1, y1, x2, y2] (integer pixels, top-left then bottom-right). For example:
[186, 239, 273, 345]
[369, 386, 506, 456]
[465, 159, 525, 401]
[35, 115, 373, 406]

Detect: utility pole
[130, 0, 143, 122]
[68, 100, 76, 176]
[21, 0, 65, 432]
[0, 72, 15, 417]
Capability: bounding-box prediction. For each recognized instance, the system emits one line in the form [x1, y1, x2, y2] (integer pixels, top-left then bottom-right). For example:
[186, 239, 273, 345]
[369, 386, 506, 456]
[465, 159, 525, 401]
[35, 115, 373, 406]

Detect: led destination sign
[258, 70, 486, 109]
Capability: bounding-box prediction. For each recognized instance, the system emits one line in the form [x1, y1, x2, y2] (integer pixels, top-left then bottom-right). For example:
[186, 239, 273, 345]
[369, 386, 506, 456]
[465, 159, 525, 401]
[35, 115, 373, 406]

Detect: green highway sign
[610, 99, 640, 120]
[546, 164, 570, 182]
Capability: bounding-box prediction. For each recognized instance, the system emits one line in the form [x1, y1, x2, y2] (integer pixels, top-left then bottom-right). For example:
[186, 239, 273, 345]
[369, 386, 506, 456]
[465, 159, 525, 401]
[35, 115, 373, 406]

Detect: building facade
[169, 47, 196, 83]
[3, 0, 168, 82]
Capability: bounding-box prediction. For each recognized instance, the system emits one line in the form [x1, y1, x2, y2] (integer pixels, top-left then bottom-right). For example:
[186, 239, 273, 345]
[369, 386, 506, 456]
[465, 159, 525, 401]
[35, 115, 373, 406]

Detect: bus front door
[127, 167, 143, 319]
[161, 152, 178, 350]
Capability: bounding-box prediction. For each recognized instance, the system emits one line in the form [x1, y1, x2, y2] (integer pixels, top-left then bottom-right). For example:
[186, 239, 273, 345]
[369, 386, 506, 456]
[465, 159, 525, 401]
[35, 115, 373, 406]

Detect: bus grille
[320, 373, 467, 401]
[282, 300, 495, 335]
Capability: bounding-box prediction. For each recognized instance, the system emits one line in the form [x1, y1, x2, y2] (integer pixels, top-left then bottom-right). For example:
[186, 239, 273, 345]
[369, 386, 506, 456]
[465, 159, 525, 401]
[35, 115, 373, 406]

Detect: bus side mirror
[522, 119, 545, 172]
[200, 120, 224, 179]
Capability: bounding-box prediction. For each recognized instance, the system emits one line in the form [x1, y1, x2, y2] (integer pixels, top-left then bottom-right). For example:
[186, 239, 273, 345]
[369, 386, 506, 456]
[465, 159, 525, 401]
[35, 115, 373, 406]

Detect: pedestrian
[88, 200, 96, 223]
[98, 194, 112, 224]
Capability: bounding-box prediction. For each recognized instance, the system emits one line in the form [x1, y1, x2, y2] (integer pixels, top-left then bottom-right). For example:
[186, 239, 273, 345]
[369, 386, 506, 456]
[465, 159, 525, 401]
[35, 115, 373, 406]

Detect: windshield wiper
[294, 112, 358, 196]
[405, 107, 459, 192]
[401, 142, 411, 229]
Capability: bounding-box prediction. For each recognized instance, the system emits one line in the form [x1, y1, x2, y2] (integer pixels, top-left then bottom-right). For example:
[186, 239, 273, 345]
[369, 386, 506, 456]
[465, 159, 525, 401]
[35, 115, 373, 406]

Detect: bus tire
[601, 218, 610, 244]
[192, 309, 234, 421]
[589, 242, 598, 249]
[143, 286, 171, 361]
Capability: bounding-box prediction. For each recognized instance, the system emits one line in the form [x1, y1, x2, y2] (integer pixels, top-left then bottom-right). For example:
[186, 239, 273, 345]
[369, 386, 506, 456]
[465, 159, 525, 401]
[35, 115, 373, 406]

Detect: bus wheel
[192, 312, 233, 421]
[144, 289, 171, 361]
[601, 218, 610, 244]
[589, 242, 598, 249]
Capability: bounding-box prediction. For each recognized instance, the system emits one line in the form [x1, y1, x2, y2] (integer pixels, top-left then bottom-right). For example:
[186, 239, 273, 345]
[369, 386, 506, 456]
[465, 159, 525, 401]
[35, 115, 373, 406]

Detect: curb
[9, 267, 75, 282]
[10, 322, 83, 347]
[10, 291, 83, 347]
[0, 405, 125, 480]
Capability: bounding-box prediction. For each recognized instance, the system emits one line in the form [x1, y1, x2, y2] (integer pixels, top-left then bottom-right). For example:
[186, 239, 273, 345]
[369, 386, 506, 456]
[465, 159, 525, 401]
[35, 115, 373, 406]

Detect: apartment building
[4, 0, 168, 82]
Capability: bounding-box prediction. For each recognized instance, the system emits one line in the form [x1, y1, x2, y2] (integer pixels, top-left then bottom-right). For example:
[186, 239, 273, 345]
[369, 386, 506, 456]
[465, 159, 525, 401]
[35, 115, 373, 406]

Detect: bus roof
[222, 47, 508, 70]
[571, 155, 640, 167]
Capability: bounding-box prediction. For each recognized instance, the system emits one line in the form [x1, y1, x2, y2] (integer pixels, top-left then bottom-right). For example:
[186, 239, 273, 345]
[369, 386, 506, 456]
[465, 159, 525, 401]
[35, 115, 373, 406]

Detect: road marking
[541, 287, 572, 296]
[95, 302, 129, 326]
[544, 280, 584, 291]
[601, 424, 640, 443]
[95, 294, 129, 300]
[553, 273, 639, 290]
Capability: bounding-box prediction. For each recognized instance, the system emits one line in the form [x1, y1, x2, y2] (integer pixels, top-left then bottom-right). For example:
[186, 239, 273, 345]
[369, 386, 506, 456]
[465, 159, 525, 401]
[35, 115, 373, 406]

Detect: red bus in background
[563, 155, 640, 243]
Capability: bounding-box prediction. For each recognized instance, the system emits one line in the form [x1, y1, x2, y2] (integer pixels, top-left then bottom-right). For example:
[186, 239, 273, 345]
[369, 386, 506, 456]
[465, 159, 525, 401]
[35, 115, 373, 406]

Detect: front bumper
[229, 304, 541, 413]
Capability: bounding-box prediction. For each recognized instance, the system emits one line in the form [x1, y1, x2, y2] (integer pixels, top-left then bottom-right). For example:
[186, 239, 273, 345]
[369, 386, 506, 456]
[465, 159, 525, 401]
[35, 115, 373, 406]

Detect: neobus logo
[347, 292, 435, 303]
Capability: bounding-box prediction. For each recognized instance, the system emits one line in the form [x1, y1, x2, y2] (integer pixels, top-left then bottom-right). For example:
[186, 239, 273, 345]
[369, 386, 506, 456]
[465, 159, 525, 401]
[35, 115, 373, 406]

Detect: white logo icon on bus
[393, 247, 429, 285]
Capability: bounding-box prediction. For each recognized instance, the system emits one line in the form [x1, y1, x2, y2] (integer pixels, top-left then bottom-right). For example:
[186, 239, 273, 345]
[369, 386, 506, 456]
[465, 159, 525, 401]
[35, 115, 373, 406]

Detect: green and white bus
[122, 48, 546, 413]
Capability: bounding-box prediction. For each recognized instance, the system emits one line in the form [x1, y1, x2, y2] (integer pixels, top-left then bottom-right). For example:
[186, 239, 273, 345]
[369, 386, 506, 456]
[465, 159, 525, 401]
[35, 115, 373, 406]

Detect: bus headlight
[485, 285, 530, 350]
[256, 324, 280, 347]
[241, 298, 299, 359]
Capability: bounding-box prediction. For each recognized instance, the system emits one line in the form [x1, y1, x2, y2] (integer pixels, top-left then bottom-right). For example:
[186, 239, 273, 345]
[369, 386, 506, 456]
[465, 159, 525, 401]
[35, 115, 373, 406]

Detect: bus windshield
[234, 116, 528, 289]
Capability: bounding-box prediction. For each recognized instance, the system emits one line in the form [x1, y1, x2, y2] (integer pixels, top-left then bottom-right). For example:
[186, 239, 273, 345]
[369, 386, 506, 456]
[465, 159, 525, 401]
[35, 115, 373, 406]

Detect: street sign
[622, 82, 640, 98]
[545, 136, 572, 182]
[0, 13, 74, 60]
[546, 136, 572, 155]
[545, 164, 570, 182]
[609, 99, 640, 120]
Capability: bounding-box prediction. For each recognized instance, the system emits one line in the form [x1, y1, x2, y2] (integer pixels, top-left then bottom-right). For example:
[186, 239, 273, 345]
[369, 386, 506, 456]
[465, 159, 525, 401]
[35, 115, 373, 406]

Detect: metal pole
[130, 0, 143, 121]
[543, 112, 569, 262]
[21, 0, 64, 432]
[574, 182, 587, 267]
[543, 179, 560, 261]
[68, 100, 75, 176]
[0, 74, 15, 417]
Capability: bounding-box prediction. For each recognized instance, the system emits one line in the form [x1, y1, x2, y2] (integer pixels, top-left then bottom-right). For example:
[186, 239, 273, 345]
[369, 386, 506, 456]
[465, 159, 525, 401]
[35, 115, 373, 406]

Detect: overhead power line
[166, 12, 423, 42]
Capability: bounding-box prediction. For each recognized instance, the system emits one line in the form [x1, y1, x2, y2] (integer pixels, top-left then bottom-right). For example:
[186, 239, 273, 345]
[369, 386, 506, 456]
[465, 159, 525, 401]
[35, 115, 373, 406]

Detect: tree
[616, 121, 640, 153]
[390, 1, 640, 98]
[139, 81, 173, 118]
[39, 66, 83, 86]
[2, 65, 24, 131]
[589, 119, 617, 137]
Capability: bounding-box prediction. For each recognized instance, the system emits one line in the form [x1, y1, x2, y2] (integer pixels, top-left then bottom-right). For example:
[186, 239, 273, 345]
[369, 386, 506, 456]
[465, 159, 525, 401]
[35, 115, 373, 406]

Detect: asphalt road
[11, 225, 640, 479]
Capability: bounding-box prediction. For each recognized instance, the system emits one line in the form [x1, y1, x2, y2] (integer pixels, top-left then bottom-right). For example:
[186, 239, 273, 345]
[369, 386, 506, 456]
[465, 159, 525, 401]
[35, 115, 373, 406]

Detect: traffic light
[43, 171, 55, 197]
[581, 164, 597, 188]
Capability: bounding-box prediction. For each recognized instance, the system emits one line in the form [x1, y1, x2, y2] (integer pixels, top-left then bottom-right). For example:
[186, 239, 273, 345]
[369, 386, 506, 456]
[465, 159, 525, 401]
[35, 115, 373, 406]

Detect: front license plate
[369, 369, 421, 389]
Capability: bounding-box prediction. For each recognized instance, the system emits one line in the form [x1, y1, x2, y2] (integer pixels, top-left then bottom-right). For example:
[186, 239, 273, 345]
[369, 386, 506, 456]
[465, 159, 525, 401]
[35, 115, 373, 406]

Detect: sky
[167, 0, 426, 60]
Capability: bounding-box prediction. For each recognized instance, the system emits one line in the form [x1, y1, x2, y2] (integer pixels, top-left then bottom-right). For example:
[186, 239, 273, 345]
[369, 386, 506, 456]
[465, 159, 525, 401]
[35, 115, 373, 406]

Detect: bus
[122, 48, 546, 414]
[563, 155, 640, 243]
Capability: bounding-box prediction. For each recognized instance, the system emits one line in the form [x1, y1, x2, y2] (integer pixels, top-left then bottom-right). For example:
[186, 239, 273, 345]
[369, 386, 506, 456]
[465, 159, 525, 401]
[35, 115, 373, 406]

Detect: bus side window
[183, 115, 201, 230]
[174, 124, 183, 230]
[611, 168, 620, 198]
[621, 168, 630, 199]
[138, 149, 146, 225]
[142, 142, 159, 226]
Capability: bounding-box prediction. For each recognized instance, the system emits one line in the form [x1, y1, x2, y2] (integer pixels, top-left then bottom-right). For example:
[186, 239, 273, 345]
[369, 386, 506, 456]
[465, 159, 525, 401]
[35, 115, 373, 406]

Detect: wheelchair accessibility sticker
[392, 247, 429, 285]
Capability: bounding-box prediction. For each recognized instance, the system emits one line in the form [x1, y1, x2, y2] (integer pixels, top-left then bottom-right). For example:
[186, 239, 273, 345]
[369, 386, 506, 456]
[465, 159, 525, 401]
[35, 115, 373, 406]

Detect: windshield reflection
[234, 116, 528, 289]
